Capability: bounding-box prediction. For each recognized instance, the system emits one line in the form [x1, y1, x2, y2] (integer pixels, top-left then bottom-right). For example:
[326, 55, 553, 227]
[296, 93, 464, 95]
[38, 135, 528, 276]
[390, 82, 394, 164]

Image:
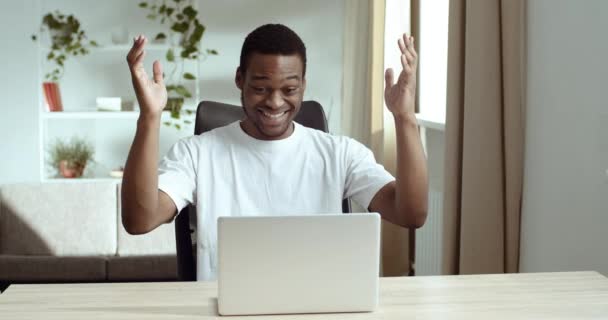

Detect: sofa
[0, 182, 177, 283]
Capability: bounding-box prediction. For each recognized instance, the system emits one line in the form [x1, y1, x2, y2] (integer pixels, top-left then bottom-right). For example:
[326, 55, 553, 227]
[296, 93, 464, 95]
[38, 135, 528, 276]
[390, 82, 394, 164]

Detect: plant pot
[58, 160, 85, 178]
[170, 32, 188, 47]
[165, 97, 184, 116]
[50, 27, 71, 47]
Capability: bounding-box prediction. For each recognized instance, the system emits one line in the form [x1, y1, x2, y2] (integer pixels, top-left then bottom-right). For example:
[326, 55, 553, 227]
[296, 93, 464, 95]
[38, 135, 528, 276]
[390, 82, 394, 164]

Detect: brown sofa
[0, 182, 177, 283]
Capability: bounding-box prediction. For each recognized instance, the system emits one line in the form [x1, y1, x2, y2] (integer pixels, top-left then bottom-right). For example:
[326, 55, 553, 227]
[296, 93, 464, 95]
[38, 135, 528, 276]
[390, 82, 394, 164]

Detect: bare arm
[369, 34, 428, 228]
[122, 35, 176, 235]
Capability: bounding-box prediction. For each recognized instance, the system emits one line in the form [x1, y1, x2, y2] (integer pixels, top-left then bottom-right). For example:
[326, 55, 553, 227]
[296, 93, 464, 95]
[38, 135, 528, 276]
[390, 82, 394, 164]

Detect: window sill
[416, 113, 445, 131]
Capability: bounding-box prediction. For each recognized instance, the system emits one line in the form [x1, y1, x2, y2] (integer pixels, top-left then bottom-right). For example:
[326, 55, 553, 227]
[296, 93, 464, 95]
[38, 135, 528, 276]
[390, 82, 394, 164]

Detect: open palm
[126, 35, 167, 115]
[384, 34, 418, 118]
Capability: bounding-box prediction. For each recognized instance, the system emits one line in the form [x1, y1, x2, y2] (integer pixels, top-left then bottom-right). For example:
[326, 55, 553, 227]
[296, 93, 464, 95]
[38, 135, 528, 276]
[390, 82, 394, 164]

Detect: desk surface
[1, 271, 607, 319]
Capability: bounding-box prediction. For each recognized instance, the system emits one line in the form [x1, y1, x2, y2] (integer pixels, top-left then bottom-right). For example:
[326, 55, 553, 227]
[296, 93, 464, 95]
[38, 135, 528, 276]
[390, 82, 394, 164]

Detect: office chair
[175, 100, 352, 281]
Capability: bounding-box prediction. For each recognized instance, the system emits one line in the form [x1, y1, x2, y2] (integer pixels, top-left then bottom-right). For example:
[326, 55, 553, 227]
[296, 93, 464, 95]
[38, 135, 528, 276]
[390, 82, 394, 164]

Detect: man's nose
[266, 90, 284, 109]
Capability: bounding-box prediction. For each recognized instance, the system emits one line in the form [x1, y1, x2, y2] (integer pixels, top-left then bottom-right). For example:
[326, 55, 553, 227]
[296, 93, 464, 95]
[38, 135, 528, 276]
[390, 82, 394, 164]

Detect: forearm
[393, 114, 428, 227]
[121, 114, 162, 233]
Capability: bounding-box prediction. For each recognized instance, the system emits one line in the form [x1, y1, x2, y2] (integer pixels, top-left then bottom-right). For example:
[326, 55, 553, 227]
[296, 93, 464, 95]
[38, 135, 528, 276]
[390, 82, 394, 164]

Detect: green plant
[47, 137, 95, 178]
[31, 11, 98, 82]
[138, 0, 218, 129]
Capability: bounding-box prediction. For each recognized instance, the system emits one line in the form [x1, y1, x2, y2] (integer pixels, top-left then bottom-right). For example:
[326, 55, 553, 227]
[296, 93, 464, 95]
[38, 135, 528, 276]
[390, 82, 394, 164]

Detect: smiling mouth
[258, 109, 289, 121]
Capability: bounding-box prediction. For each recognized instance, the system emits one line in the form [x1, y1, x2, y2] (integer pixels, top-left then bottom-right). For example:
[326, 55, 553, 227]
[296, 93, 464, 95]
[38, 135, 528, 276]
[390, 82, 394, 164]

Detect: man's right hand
[126, 34, 167, 117]
[122, 35, 176, 235]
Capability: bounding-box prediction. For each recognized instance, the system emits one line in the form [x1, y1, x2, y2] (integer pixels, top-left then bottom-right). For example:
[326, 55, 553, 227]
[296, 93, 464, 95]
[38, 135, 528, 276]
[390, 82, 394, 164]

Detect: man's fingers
[131, 50, 147, 80]
[133, 49, 145, 65]
[152, 60, 164, 84]
[398, 34, 417, 72]
[401, 54, 412, 71]
[403, 49, 415, 65]
[385, 68, 394, 94]
[127, 36, 143, 61]
[398, 38, 406, 54]
[127, 35, 146, 70]
[406, 36, 418, 62]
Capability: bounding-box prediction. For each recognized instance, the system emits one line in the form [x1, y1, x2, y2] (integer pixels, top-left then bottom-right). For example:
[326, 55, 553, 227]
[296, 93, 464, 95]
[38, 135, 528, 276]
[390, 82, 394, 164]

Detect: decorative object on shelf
[96, 97, 122, 111]
[42, 81, 64, 111]
[47, 136, 95, 179]
[111, 25, 130, 45]
[138, 0, 218, 129]
[110, 166, 124, 178]
[31, 11, 99, 82]
[121, 99, 135, 111]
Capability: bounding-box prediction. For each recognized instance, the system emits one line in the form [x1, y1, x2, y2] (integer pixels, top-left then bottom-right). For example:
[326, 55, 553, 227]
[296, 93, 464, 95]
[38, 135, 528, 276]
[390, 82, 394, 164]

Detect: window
[383, 0, 449, 127]
[419, 0, 449, 124]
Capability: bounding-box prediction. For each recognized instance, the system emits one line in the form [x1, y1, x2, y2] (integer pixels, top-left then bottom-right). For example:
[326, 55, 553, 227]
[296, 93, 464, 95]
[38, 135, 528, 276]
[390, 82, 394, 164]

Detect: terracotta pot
[164, 97, 184, 113]
[58, 160, 85, 178]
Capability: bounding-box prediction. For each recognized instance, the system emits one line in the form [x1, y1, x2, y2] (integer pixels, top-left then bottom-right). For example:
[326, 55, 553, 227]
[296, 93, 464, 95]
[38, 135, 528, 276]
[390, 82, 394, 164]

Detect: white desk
[1, 271, 607, 319]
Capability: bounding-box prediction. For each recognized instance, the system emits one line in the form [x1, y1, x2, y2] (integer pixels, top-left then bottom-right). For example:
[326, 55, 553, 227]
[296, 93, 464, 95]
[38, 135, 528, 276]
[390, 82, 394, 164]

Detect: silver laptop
[217, 213, 381, 316]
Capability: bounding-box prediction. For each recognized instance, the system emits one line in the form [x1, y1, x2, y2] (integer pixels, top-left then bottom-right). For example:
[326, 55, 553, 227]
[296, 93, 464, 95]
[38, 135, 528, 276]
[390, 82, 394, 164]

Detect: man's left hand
[384, 33, 418, 119]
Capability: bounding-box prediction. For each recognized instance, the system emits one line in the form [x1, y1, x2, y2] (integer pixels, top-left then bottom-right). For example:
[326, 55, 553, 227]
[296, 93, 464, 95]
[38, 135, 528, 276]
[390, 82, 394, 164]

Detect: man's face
[236, 53, 306, 140]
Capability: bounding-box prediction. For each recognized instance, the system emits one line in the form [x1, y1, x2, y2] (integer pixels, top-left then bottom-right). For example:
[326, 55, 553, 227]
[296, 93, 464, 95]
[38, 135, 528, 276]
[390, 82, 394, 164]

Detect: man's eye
[253, 87, 266, 94]
[284, 87, 298, 95]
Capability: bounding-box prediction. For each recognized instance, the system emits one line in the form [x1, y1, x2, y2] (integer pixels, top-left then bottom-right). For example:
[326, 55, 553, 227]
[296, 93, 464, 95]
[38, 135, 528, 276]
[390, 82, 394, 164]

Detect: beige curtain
[443, 0, 526, 274]
[365, 0, 416, 277]
[342, 0, 372, 147]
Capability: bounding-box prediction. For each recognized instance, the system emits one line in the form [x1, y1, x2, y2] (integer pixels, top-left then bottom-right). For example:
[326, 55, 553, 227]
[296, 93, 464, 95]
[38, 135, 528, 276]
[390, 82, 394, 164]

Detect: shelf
[93, 43, 172, 52]
[416, 113, 445, 131]
[42, 177, 122, 183]
[41, 44, 171, 52]
[41, 110, 174, 120]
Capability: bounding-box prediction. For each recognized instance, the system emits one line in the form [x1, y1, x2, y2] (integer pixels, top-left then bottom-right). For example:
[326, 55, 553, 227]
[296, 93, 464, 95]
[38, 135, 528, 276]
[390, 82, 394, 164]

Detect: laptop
[217, 213, 381, 316]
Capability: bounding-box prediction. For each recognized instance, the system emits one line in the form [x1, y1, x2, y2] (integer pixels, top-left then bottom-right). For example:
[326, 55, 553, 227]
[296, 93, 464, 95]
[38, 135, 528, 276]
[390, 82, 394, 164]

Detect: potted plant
[138, 0, 218, 130]
[32, 11, 98, 112]
[32, 11, 98, 82]
[47, 137, 95, 178]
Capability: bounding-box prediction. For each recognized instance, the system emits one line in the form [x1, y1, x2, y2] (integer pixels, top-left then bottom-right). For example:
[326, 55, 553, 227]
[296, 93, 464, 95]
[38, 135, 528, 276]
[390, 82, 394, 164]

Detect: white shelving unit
[36, 2, 199, 183]
[39, 107, 197, 182]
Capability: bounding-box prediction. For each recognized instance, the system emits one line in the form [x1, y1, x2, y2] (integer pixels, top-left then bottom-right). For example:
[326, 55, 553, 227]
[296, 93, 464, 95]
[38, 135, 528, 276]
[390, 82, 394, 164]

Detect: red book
[52, 83, 63, 111]
[42, 82, 51, 111]
[43, 82, 63, 112]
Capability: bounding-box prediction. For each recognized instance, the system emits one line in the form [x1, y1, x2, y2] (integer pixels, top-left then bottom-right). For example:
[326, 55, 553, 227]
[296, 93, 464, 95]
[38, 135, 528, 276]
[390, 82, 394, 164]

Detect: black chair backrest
[175, 100, 351, 281]
[193, 100, 329, 134]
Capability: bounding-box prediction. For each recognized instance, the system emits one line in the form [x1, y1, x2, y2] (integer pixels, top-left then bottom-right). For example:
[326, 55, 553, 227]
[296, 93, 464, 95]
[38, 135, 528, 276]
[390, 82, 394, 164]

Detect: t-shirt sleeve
[343, 138, 395, 210]
[158, 138, 197, 212]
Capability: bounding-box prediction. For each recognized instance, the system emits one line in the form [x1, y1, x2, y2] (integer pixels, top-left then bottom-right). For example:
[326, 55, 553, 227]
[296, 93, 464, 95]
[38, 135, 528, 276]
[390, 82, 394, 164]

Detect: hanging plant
[138, 0, 218, 130]
[31, 11, 98, 82]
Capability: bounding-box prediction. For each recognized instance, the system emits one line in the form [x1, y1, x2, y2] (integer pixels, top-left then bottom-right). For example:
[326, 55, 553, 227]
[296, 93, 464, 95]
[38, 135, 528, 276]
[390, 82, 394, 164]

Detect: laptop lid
[217, 213, 380, 316]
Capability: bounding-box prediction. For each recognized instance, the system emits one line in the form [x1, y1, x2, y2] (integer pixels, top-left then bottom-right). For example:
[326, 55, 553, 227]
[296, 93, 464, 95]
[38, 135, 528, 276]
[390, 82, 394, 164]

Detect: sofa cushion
[116, 184, 176, 256]
[0, 182, 117, 256]
[0, 255, 107, 282]
[107, 255, 177, 281]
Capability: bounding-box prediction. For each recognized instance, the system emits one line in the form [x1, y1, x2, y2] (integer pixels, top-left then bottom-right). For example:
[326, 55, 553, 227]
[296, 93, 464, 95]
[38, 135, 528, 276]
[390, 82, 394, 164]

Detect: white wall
[520, 0, 608, 276]
[0, 0, 345, 184]
[0, 0, 41, 183]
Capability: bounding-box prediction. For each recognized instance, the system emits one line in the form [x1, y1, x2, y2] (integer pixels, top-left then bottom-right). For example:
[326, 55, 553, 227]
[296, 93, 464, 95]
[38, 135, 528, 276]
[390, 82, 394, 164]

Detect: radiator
[415, 189, 443, 275]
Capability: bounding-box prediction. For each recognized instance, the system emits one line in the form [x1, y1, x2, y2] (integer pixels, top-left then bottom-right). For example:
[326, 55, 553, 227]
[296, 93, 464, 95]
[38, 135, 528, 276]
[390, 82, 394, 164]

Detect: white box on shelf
[96, 97, 122, 111]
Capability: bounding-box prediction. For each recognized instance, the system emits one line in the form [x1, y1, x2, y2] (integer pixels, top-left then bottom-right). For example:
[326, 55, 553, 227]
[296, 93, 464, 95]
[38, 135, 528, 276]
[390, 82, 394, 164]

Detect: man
[122, 24, 428, 281]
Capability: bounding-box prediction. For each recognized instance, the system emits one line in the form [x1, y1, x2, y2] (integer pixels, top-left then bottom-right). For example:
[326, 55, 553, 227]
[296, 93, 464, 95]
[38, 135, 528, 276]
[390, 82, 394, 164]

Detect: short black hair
[239, 24, 307, 77]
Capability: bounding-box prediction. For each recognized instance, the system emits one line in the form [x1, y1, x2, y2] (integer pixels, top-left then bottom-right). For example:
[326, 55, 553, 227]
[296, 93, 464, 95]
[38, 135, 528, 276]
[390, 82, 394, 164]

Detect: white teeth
[262, 111, 286, 119]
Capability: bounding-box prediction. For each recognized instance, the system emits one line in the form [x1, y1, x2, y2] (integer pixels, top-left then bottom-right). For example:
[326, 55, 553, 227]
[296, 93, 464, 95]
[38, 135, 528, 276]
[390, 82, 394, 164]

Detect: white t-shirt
[158, 121, 394, 281]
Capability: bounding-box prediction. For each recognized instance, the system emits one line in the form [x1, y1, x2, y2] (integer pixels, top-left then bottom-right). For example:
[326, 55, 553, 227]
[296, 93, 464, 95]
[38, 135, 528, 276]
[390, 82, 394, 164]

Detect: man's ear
[235, 67, 244, 90]
[302, 77, 307, 93]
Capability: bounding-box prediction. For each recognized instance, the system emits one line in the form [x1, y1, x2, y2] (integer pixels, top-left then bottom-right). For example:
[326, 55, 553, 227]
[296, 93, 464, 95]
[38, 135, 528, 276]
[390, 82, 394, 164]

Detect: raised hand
[126, 35, 167, 117]
[384, 33, 418, 119]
